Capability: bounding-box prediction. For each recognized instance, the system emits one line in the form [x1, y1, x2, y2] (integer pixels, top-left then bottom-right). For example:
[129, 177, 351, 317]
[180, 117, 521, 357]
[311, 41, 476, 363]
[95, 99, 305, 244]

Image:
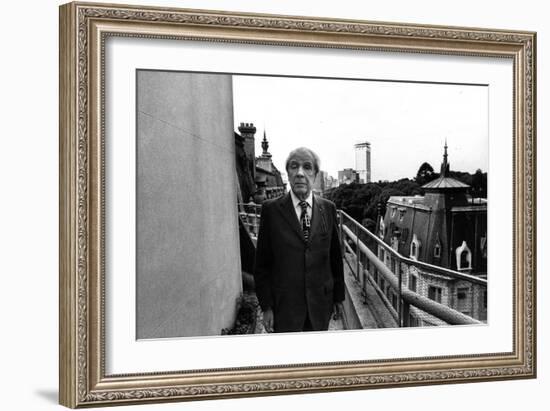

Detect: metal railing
[337, 210, 486, 327]
[265, 186, 285, 199]
[238, 203, 262, 238]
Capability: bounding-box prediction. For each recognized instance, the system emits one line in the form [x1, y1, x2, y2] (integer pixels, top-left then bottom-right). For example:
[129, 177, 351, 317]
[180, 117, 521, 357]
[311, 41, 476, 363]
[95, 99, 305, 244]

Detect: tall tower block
[354, 141, 371, 183]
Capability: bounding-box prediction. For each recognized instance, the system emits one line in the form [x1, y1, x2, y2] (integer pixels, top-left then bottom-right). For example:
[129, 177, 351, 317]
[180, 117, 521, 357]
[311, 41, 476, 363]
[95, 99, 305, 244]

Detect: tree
[471, 168, 487, 198]
[361, 217, 376, 233]
[366, 187, 406, 220]
[415, 162, 435, 186]
[326, 178, 423, 224]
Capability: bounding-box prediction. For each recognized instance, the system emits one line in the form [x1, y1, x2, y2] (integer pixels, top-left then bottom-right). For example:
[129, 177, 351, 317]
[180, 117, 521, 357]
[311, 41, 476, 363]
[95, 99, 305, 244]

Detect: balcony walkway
[250, 252, 396, 334]
[341, 252, 398, 329]
[240, 206, 485, 333]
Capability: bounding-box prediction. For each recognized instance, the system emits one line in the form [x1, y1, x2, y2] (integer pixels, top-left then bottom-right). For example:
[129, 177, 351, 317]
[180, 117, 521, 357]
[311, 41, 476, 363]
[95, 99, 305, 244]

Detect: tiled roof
[422, 176, 470, 189]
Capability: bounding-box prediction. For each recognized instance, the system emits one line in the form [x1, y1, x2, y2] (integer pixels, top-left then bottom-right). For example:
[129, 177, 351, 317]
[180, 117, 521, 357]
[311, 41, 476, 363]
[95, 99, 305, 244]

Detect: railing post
[250, 211, 256, 236]
[354, 222, 360, 280]
[338, 211, 344, 256]
[256, 205, 261, 235]
[362, 270, 368, 305]
[340, 221, 483, 326]
[397, 260, 403, 327]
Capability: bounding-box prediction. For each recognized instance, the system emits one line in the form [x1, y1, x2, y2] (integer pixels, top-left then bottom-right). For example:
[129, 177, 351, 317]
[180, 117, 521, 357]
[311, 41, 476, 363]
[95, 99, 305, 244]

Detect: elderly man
[254, 147, 344, 333]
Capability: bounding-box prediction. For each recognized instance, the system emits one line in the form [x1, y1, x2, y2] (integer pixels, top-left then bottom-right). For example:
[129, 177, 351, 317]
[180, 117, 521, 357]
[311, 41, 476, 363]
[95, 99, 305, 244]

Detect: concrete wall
[136, 70, 242, 339]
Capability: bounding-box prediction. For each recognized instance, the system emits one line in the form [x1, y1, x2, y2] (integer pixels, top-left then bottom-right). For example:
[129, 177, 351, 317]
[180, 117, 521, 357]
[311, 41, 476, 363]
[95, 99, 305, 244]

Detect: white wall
[0, 0, 546, 410]
[135, 71, 241, 339]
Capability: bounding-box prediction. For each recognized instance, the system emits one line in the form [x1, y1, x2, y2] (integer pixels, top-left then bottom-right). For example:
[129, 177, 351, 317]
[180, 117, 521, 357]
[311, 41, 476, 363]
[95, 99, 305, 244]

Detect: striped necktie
[299, 200, 310, 242]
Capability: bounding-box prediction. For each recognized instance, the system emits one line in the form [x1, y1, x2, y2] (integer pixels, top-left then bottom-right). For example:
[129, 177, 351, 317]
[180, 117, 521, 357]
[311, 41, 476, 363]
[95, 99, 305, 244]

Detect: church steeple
[256, 128, 273, 173]
[440, 139, 450, 177]
[423, 141, 469, 193]
[261, 129, 271, 157]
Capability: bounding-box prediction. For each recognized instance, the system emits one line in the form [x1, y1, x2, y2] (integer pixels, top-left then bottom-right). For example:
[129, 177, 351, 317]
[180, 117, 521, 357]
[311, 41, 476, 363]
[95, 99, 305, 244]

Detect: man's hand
[262, 308, 274, 333]
[332, 302, 344, 320]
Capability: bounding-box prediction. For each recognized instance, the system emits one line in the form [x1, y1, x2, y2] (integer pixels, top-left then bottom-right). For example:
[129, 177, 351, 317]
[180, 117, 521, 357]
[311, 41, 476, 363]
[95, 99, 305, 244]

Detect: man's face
[287, 151, 317, 199]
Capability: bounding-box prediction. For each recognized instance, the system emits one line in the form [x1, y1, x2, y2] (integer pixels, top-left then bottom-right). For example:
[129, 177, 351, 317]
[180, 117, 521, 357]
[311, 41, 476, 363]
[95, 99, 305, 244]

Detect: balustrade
[338, 210, 485, 327]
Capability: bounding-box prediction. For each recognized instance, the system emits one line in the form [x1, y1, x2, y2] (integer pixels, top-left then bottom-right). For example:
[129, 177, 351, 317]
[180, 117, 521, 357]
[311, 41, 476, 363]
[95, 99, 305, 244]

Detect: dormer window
[410, 234, 421, 260]
[434, 240, 441, 258]
[391, 236, 399, 251]
[399, 208, 406, 221]
[480, 234, 487, 259]
[379, 217, 385, 239]
[456, 240, 472, 271]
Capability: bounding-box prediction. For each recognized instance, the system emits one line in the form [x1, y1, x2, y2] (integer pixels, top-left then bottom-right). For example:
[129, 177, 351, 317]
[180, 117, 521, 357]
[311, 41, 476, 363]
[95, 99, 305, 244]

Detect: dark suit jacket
[254, 193, 345, 332]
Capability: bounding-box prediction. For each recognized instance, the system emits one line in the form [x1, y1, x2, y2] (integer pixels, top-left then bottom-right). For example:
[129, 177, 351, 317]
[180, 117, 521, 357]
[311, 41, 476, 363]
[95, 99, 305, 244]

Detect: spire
[423, 140, 470, 191]
[261, 129, 271, 157]
[440, 139, 450, 177]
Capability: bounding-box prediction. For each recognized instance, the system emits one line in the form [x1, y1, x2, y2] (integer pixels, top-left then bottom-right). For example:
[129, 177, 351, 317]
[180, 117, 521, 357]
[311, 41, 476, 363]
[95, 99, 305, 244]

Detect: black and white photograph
[135, 70, 488, 339]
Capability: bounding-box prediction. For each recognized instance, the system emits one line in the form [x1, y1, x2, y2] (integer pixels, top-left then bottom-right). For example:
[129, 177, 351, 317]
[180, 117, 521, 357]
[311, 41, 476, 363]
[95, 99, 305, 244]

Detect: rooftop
[422, 140, 471, 191]
[422, 176, 470, 189]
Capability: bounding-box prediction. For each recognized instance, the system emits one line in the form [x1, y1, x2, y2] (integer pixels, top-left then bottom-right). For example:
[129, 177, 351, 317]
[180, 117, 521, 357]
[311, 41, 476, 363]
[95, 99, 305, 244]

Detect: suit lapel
[309, 194, 325, 242]
[277, 193, 305, 241]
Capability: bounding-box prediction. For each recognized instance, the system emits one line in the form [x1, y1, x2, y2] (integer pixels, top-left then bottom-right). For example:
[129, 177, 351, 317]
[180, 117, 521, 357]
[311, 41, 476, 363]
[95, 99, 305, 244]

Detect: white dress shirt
[290, 190, 313, 223]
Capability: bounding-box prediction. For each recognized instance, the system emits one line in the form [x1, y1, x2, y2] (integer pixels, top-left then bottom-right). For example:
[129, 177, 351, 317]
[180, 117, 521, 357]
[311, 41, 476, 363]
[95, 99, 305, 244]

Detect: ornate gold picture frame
[59, 1, 536, 408]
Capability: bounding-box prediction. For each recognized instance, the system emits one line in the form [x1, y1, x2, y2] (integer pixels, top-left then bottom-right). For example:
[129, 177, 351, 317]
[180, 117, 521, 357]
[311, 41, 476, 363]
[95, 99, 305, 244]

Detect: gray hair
[285, 147, 320, 175]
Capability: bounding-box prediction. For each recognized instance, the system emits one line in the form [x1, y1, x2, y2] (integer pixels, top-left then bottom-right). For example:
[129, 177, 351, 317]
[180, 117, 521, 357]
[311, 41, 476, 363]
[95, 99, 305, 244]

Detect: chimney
[238, 122, 257, 179]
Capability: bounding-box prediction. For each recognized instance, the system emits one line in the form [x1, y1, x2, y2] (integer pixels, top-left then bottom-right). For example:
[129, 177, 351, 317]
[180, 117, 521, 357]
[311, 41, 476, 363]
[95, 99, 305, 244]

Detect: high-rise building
[338, 168, 359, 185]
[312, 170, 328, 195]
[354, 141, 371, 183]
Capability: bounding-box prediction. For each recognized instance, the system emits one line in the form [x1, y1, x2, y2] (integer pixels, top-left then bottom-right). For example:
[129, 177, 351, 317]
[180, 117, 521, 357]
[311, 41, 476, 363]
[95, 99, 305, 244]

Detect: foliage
[221, 293, 259, 335]
[415, 162, 436, 186]
[326, 178, 422, 222]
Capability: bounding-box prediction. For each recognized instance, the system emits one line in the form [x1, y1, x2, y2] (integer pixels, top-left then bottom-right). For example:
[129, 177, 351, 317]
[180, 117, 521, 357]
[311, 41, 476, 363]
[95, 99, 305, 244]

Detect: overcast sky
[232, 75, 488, 182]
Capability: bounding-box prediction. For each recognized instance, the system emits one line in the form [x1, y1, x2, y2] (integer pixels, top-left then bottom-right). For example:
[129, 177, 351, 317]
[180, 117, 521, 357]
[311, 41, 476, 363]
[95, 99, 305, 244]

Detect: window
[409, 313, 420, 327]
[401, 228, 409, 243]
[391, 206, 397, 218]
[379, 217, 385, 238]
[399, 209, 406, 221]
[456, 287, 469, 314]
[455, 240, 472, 271]
[410, 233, 421, 260]
[434, 242, 441, 258]
[428, 286, 442, 303]
[457, 288, 468, 299]
[483, 291, 488, 309]
[409, 274, 417, 292]
[460, 252, 469, 268]
[480, 234, 488, 258]
[391, 236, 399, 251]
